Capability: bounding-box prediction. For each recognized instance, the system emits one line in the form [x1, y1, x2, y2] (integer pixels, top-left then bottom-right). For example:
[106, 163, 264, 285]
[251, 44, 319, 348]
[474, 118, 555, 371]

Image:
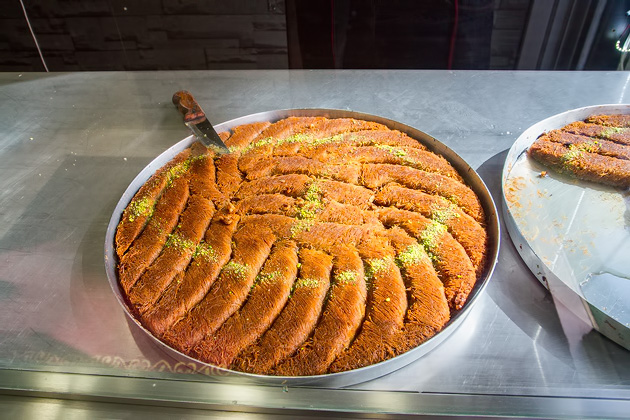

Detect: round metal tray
[501, 104, 630, 350]
[105, 108, 500, 386]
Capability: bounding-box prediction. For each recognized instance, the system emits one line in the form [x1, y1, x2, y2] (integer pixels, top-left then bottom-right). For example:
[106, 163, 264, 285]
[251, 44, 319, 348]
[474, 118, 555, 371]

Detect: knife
[172, 90, 230, 154]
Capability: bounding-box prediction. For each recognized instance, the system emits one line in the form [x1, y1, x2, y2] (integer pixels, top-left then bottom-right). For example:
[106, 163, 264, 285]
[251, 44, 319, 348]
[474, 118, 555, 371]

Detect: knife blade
[172, 90, 230, 154]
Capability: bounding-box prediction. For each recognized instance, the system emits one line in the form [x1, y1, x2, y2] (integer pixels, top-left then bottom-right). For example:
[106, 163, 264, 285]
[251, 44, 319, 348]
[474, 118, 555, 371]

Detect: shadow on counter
[476, 148, 630, 379]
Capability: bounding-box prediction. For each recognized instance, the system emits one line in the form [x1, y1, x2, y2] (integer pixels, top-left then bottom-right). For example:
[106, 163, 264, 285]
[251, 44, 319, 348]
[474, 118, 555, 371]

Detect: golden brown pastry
[528, 114, 630, 189]
[115, 116, 489, 375]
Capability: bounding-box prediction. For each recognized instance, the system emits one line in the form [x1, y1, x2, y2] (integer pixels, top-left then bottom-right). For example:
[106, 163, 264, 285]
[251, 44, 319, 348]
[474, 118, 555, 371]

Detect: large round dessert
[114, 116, 489, 375]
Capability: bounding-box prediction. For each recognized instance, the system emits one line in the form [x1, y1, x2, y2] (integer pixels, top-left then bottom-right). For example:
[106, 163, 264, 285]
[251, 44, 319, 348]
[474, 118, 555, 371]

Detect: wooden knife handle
[172, 90, 206, 124]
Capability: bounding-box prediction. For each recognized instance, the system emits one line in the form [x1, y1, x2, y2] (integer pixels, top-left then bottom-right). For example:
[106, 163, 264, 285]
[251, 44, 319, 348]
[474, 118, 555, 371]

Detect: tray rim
[105, 108, 501, 386]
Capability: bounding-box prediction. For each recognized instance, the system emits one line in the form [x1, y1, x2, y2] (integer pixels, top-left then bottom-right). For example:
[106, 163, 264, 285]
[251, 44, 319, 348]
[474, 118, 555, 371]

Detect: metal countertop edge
[0, 370, 628, 418]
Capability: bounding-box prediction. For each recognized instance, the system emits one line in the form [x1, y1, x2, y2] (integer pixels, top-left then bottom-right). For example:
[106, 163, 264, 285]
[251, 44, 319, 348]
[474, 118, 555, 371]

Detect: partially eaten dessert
[528, 114, 630, 189]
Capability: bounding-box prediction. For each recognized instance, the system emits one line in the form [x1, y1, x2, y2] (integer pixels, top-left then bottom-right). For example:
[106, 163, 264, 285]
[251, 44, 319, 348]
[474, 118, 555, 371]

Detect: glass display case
[0, 70, 629, 418]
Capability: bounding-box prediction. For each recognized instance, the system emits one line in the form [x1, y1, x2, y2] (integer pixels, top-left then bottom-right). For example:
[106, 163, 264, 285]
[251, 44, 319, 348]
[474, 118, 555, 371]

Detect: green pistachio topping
[256, 270, 280, 284]
[431, 204, 460, 224]
[295, 277, 320, 288]
[303, 182, 321, 202]
[166, 159, 192, 184]
[365, 257, 393, 278]
[150, 217, 164, 233]
[396, 243, 429, 267]
[375, 144, 408, 157]
[277, 133, 312, 146]
[239, 133, 313, 154]
[236, 131, 354, 155]
[601, 126, 625, 137]
[306, 133, 346, 148]
[576, 140, 599, 153]
[165, 232, 197, 251]
[223, 261, 249, 279]
[127, 196, 154, 222]
[290, 219, 315, 237]
[297, 181, 324, 220]
[193, 241, 217, 262]
[240, 137, 274, 154]
[420, 221, 447, 249]
[562, 144, 583, 162]
[298, 204, 320, 219]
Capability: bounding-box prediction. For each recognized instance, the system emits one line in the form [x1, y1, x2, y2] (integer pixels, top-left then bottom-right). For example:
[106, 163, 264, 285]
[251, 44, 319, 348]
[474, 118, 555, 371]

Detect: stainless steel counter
[0, 70, 629, 418]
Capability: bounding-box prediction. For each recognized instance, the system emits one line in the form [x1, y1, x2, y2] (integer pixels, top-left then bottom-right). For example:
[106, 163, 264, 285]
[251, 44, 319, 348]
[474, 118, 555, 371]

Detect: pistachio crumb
[127, 196, 154, 222]
[431, 204, 460, 224]
[256, 270, 280, 284]
[375, 144, 407, 158]
[165, 233, 197, 251]
[365, 257, 393, 278]
[335, 270, 359, 284]
[223, 261, 249, 279]
[396, 243, 428, 267]
[420, 221, 447, 249]
[562, 144, 583, 163]
[290, 219, 315, 237]
[193, 241, 217, 262]
[601, 126, 625, 138]
[296, 277, 320, 288]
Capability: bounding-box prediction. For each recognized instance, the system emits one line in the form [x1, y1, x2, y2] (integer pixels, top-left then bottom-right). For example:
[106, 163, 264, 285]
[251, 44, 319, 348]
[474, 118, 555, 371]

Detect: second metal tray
[502, 104, 630, 350]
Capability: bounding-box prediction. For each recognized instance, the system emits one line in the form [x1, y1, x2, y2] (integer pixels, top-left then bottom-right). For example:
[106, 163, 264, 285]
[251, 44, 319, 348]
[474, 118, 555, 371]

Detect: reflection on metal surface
[105, 108, 500, 387]
[619, 73, 630, 103]
[502, 104, 630, 351]
[3, 369, 630, 419]
[549, 189, 585, 271]
[531, 325, 548, 390]
[581, 272, 630, 327]
[93, 355, 212, 374]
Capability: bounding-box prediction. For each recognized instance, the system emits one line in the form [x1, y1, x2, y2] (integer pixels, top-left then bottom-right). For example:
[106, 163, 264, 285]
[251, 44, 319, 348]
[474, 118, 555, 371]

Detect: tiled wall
[0, 0, 288, 71]
[1, 0, 530, 71]
[491, 0, 532, 69]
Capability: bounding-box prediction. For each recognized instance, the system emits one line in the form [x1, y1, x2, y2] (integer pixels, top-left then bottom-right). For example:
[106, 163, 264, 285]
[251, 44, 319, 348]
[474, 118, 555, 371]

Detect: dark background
[1, 0, 629, 72]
